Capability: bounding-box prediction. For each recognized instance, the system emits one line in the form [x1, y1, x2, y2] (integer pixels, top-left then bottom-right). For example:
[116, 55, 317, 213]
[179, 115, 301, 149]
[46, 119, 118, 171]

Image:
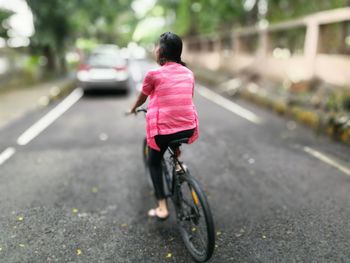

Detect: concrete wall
[183, 8, 350, 87]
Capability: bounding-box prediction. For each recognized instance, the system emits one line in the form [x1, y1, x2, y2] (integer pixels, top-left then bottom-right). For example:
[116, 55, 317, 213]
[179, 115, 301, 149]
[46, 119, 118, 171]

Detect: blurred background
[0, 0, 349, 141]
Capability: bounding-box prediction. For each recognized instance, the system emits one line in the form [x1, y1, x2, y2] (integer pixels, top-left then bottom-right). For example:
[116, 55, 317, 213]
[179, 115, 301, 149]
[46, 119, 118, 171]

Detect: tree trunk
[59, 54, 67, 75]
[246, 1, 259, 26]
[43, 45, 56, 73]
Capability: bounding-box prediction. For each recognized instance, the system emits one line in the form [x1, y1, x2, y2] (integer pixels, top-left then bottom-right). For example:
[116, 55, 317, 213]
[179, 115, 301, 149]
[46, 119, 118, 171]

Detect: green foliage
[173, 0, 191, 35]
[27, 0, 72, 50]
[157, 0, 245, 36]
[326, 89, 350, 112]
[25, 0, 133, 72]
[267, 0, 349, 23]
[156, 0, 348, 38]
[0, 9, 13, 39]
[24, 0, 350, 70]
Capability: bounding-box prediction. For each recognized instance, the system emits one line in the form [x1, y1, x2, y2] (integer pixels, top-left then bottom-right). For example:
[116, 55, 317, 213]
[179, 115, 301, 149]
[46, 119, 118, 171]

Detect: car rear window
[87, 53, 125, 67]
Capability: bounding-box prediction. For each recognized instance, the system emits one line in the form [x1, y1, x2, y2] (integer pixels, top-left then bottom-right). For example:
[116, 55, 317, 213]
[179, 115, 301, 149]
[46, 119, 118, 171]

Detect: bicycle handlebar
[136, 108, 147, 113]
[124, 107, 147, 116]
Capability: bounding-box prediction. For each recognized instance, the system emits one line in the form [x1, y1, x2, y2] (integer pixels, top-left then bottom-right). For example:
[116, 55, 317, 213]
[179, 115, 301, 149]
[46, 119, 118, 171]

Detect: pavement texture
[0, 59, 349, 262]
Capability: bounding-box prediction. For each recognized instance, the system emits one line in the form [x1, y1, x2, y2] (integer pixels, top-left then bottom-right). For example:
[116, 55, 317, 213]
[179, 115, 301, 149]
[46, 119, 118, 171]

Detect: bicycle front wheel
[175, 173, 215, 262]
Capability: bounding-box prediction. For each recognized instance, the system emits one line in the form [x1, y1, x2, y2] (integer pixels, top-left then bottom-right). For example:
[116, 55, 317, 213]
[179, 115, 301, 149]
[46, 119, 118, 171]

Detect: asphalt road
[0, 59, 349, 262]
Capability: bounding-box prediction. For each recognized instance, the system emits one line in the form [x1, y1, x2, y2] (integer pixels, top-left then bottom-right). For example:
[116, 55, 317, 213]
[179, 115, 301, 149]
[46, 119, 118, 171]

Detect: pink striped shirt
[142, 62, 199, 151]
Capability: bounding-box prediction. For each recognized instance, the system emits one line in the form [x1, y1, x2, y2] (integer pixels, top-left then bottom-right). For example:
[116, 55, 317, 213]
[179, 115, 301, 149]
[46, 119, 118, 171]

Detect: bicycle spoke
[194, 229, 207, 251]
[189, 205, 208, 251]
[178, 189, 208, 254]
[194, 222, 208, 245]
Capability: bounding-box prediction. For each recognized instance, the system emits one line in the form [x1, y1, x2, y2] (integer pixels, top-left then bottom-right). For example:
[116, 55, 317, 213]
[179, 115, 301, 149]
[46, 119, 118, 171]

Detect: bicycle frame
[162, 146, 186, 198]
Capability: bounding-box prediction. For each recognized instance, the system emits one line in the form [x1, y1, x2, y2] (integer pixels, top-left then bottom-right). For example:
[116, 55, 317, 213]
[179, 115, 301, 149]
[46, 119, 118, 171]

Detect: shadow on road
[83, 89, 131, 98]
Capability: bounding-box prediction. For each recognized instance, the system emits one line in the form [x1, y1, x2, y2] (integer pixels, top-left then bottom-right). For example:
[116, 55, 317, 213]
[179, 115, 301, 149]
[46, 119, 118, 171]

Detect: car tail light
[78, 63, 90, 71]
[114, 65, 126, 71]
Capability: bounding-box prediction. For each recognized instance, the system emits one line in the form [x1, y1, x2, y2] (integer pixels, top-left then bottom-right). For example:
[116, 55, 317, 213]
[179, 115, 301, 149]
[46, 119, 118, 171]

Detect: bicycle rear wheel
[175, 173, 215, 262]
[142, 138, 153, 188]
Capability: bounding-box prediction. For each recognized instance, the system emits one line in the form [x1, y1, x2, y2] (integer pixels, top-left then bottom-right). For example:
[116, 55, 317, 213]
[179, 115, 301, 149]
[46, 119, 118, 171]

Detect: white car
[77, 47, 130, 93]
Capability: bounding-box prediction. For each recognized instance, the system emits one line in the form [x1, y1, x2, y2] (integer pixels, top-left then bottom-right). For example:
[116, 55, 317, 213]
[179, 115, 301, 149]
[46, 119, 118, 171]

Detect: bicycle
[137, 108, 215, 262]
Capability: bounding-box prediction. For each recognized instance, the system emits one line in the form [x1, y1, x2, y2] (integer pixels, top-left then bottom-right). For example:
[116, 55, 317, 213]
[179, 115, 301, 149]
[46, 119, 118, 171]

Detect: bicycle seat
[168, 138, 189, 147]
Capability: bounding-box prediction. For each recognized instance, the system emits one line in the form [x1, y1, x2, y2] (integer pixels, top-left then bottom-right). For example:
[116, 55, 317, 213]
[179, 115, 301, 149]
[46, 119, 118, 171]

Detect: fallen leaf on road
[99, 133, 108, 141]
[248, 158, 255, 164]
[72, 208, 79, 214]
[166, 253, 172, 258]
[16, 216, 24, 221]
[77, 249, 82, 255]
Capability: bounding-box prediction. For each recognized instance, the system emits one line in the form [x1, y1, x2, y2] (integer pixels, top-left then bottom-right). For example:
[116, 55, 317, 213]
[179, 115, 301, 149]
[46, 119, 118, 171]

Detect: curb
[191, 66, 350, 146]
[239, 89, 350, 145]
[36, 79, 76, 108]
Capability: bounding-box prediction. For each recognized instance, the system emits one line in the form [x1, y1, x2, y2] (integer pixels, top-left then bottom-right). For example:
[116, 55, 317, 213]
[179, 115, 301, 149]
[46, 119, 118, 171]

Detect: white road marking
[17, 88, 83, 146]
[196, 85, 262, 124]
[304, 146, 350, 176]
[0, 147, 16, 166]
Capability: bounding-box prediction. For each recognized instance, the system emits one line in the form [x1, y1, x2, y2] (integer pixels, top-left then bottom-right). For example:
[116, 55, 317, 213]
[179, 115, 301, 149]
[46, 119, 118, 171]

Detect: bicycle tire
[142, 138, 153, 189]
[174, 173, 215, 262]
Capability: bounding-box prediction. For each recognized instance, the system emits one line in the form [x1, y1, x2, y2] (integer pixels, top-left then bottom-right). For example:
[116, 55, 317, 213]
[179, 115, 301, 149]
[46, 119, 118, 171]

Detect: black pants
[149, 128, 195, 200]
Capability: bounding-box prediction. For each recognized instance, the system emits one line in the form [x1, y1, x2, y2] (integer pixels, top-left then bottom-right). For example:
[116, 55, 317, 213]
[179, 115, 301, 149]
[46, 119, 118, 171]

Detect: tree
[157, 0, 245, 37]
[26, 0, 131, 73]
[267, 0, 349, 22]
[0, 8, 13, 40]
[155, 0, 349, 39]
[26, 0, 74, 72]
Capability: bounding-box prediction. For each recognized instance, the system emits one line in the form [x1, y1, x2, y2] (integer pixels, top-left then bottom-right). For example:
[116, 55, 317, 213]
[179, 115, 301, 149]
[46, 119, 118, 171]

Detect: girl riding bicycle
[130, 32, 199, 220]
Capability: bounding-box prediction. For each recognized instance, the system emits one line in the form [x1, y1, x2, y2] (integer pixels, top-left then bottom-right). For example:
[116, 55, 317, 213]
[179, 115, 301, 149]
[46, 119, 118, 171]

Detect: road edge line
[17, 88, 83, 146]
[196, 84, 262, 124]
[0, 147, 16, 166]
[304, 146, 350, 177]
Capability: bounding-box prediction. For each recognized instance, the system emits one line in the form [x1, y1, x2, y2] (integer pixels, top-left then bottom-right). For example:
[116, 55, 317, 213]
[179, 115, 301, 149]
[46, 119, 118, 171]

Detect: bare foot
[148, 207, 169, 219]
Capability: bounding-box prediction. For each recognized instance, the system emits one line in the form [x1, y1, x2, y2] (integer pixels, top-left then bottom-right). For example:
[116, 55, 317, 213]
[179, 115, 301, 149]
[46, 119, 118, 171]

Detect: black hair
[158, 32, 186, 66]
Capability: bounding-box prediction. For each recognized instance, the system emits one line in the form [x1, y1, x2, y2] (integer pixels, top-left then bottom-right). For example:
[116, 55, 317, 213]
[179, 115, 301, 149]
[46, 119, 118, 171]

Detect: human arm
[130, 92, 148, 114]
[130, 71, 155, 114]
